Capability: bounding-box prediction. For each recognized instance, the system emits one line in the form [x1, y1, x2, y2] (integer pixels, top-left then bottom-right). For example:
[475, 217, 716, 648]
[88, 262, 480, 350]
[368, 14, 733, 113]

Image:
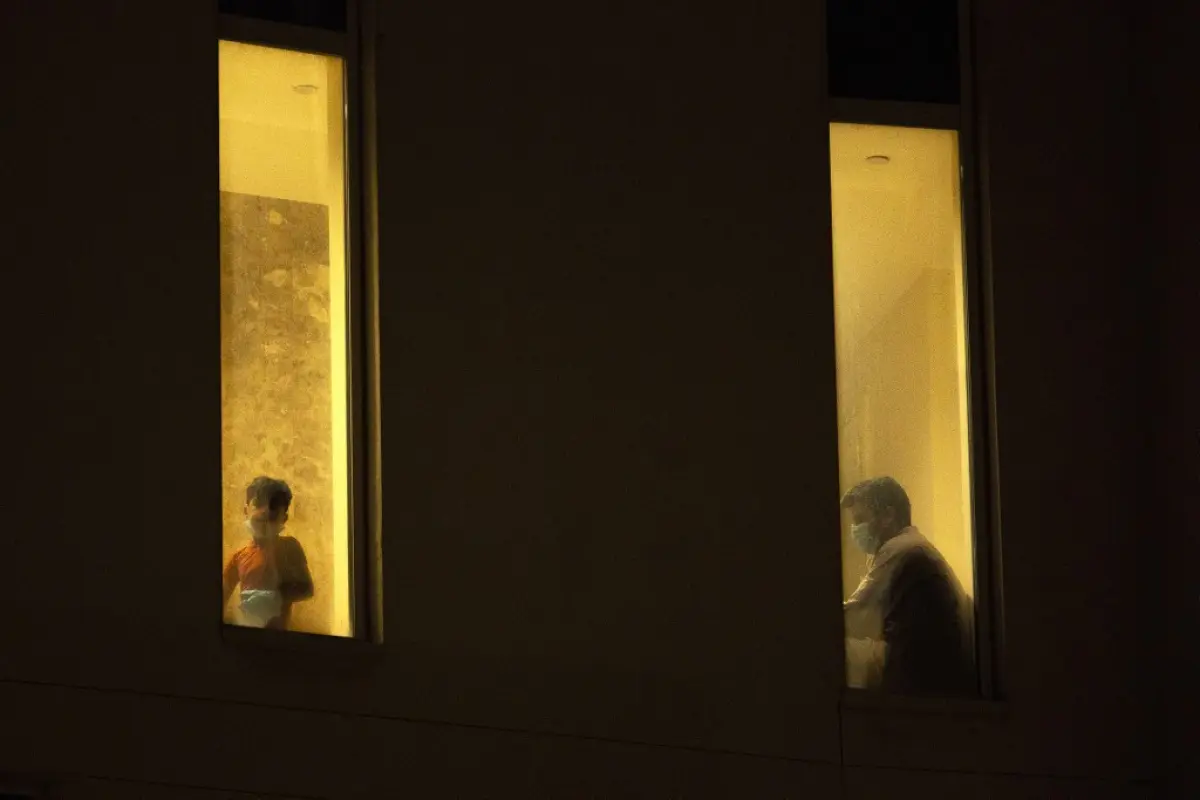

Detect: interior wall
[830, 125, 974, 598]
[837, 268, 971, 597]
[219, 190, 336, 634]
[325, 55, 351, 638]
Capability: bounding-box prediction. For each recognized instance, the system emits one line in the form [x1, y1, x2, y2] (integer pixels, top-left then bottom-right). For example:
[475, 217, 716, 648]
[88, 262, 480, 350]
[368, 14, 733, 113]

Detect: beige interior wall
[837, 271, 934, 590]
[830, 123, 974, 598]
[926, 267, 971, 596]
[218, 40, 350, 636]
[325, 55, 352, 637]
[947, 141, 975, 597]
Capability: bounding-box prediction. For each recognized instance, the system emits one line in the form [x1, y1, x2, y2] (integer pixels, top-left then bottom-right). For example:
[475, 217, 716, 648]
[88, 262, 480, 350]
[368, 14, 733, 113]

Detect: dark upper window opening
[219, 0, 347, 32]
[828, 0, 961, 105]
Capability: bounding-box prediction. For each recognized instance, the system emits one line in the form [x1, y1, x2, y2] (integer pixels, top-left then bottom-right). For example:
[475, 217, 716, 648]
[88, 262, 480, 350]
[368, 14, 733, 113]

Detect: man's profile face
[847, 502, 897, 555]
[245, 502, 286, 540]
[848, 503, 873, 528]
[851, 504, 897, 536]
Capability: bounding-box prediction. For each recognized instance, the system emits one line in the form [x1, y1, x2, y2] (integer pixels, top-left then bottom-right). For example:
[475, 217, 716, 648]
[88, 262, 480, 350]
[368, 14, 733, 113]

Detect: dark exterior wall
[370, 0, 844, 759]
[1140, 2, 1200, 796]
[0, 0, 1164, 796]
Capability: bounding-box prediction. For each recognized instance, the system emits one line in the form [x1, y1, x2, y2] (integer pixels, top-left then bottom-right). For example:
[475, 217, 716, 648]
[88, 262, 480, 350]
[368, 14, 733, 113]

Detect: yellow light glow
[830, 122, 975, 600]
[219, 40, 352, 637]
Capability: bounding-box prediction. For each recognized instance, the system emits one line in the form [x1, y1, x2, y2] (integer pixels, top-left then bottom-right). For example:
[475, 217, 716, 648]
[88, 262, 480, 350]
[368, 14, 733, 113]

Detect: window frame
[217, 0, 383, 644]
[827, 0, 1002, 701]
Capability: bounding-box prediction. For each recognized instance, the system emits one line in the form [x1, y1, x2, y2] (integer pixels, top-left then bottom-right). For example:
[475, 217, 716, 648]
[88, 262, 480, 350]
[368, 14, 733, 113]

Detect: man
[222, 476, 314, 630]
[842, 476, 975, 695]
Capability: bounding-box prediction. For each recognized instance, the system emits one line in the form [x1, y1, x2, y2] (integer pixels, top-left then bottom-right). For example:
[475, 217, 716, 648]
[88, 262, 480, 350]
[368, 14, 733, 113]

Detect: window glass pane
[827, 0, 960, 104]
[831, 123, 976, 694]
[219, 40, 352, 637]
[219, 0, 348, 32]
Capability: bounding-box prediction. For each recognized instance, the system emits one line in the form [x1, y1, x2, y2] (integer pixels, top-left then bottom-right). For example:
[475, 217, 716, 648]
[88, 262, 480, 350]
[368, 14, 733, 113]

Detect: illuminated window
[831, 123, 978, 695]
[219, 40, 355, 637]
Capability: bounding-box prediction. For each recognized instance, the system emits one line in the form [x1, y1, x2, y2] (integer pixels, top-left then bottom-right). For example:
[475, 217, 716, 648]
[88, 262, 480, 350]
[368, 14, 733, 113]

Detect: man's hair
[840, 476, 912, 528]
[246, 476, 293, 517]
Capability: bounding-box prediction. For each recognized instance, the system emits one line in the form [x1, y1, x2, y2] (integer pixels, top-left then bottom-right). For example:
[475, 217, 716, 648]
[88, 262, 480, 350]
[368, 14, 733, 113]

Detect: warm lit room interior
[218, 41, 352, 637]
[829, 122, 976, 603]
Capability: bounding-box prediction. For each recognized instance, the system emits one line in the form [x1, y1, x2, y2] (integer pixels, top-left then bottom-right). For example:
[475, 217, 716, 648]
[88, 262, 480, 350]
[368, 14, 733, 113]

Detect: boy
[222, 476, 314, 630]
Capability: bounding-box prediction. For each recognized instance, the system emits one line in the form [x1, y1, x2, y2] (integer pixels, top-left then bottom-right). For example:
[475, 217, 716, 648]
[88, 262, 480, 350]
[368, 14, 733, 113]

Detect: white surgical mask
[851, 522, 877, 554]
[246, 518, 276, 542]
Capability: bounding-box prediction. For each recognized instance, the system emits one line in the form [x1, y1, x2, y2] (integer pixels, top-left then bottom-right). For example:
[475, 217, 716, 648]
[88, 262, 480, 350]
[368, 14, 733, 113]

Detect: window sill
[221, 622, 384, 656]
[841, 687, 1006, 718]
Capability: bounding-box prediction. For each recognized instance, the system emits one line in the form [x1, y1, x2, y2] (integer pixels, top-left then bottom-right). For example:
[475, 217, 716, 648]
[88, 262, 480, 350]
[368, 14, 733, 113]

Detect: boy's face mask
[245, 504, 285, 542]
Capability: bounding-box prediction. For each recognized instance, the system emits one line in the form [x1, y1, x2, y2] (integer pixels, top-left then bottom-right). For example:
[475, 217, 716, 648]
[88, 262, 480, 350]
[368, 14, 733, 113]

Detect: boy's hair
[840, 476, 912, 528]
[246, 476, 293, 517]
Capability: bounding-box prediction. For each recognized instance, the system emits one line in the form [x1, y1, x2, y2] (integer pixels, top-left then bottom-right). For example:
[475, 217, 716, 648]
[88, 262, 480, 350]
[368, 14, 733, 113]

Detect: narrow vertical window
[218, 40, 353, 637]
[831, 123, 977, 695]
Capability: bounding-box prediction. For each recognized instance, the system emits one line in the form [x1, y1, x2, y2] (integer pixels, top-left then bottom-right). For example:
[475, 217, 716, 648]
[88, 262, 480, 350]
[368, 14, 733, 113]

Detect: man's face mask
[851, 521, 878, 554]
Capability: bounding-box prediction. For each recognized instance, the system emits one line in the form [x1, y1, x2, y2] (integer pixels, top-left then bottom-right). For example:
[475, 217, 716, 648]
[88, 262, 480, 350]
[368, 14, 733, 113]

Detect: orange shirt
[223, 535, 312, 629]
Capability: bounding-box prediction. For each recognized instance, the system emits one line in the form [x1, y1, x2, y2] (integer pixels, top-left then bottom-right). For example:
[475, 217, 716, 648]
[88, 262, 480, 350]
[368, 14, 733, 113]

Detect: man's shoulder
[891, 529, 946, 558]
[878, 529, 931, 566]
[888, 533, 954, 582]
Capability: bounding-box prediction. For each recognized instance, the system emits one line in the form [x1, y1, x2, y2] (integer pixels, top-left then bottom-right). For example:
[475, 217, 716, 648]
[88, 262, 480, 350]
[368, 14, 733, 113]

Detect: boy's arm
[280, 539, 314, 602]
[222, 554, 240, 614]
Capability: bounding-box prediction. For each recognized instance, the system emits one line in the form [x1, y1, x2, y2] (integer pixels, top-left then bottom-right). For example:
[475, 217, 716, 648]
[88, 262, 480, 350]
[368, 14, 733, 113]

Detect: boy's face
[245, 502, 287, 541]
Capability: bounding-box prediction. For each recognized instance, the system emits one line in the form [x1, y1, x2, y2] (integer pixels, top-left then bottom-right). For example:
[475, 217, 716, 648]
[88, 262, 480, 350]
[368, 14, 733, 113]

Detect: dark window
[219, 0, 347, 32]
[827, 0, 960, 104]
